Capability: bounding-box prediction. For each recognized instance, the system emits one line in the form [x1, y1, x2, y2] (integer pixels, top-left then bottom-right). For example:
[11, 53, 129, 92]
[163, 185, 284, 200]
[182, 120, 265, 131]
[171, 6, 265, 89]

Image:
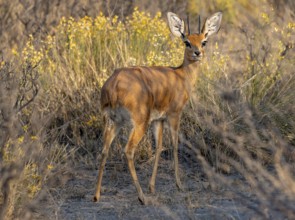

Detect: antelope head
[167, 12, 222, 63]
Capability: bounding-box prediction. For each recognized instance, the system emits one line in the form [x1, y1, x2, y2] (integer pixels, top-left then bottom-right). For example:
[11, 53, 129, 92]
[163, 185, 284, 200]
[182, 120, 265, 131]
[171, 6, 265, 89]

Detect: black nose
[194, 50, 201, 56]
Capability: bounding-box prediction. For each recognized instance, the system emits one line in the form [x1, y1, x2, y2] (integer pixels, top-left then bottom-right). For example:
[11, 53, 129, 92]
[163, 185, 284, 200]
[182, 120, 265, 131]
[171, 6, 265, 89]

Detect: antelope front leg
[168, 114, 183, 190]
[149, 120, 164, 194]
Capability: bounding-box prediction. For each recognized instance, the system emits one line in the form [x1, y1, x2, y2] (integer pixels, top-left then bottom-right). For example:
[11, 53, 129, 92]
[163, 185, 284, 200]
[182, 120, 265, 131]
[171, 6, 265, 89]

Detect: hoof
[139, 195, 157, 205]
[138, 196, 145, 205]
[138, 195, 148, 205]
[93, 196, 99, 202]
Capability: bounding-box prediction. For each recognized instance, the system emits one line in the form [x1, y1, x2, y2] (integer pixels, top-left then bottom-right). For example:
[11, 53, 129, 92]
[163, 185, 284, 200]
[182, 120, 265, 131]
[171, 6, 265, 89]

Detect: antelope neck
[178, 60, 199, 88]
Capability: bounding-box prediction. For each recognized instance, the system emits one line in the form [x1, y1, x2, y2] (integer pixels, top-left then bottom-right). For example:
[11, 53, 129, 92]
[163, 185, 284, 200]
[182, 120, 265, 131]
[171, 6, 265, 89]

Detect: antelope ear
[167, 12, 185, 38]
[202, 12, 222, 38]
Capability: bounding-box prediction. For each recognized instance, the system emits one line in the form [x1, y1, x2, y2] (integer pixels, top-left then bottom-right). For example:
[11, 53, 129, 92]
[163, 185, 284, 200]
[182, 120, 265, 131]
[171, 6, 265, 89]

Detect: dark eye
[184, 41, 192, 48]
[201, 41, 207, 47]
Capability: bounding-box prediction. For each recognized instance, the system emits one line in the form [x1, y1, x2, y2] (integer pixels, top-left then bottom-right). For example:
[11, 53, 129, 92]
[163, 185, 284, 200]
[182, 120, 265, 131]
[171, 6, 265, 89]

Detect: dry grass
[0, 1, 295, 219]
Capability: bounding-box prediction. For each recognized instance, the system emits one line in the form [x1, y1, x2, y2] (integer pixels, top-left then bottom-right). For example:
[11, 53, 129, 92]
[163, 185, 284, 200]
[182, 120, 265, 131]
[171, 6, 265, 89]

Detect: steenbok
[94, 11, 222, 204]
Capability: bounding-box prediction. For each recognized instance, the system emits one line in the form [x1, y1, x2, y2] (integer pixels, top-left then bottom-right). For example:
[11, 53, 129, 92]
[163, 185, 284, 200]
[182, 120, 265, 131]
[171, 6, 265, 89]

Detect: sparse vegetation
[0, 0, 294, 219]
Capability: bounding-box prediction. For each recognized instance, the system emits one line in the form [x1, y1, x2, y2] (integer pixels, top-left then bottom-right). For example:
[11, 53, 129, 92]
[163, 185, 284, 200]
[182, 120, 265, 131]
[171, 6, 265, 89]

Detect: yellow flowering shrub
[3, 136, 43, 199]
[22, 8, 183, 90]
[22, 35, 44, 67]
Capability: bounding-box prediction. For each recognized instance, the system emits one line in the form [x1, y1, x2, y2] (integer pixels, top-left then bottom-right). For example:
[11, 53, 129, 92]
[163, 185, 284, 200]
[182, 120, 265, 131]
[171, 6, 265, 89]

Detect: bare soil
[36, 150, 269, 220]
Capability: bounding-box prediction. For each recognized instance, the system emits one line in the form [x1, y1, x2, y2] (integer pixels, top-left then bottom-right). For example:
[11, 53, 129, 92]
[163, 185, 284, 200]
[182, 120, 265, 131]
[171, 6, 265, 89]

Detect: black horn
[198, 15, 201, 34]
[187, 15, 190, 35]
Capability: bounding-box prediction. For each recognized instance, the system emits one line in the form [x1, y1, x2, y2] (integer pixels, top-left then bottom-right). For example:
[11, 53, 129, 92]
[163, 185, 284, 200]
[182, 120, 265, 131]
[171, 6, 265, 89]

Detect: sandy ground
[36, 152, 269, 220]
